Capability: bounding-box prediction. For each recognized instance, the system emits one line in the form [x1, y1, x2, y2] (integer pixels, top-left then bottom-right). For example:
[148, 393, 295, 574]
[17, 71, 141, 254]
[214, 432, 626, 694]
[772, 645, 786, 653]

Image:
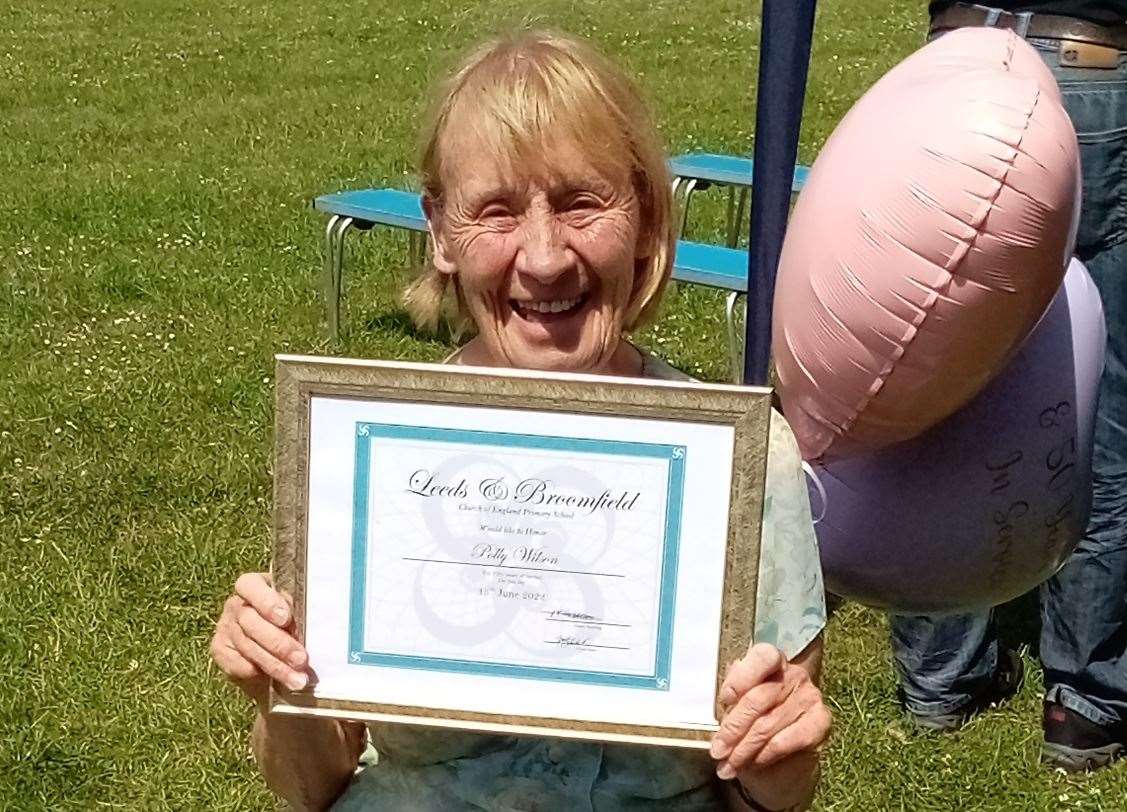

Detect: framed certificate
[270, 354, 772, 749]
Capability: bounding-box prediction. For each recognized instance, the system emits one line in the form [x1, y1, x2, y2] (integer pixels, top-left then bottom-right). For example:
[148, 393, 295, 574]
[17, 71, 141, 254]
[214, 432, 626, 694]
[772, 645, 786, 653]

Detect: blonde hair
[404, 29, 674, 333]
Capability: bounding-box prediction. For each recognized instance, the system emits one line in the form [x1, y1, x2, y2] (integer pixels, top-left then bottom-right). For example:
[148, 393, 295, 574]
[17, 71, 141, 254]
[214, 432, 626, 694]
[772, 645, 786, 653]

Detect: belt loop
[1014, 11, 1032, 37]
[983, 7, 1002, 27]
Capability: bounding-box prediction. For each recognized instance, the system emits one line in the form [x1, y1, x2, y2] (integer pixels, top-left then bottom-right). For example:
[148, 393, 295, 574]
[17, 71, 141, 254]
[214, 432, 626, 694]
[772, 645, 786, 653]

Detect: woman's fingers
[228, 616, 309, 691]
[710, 643, 787, 761]
[723, 678, 817, 771]
[235, 572, 292, 627]
[210, 619, 260, 683]
[210, 574, 310, 706]
[231, 573, 307, 676]
[750, 701, 832, 768]
[710, 678, 784, 761]
[718, 643, 784, 707]
[236, 603, 308, 670]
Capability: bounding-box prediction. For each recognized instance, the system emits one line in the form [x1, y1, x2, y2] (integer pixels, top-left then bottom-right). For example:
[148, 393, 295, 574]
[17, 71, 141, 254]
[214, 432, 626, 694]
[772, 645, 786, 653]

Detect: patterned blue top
[331, 350, 826, 811]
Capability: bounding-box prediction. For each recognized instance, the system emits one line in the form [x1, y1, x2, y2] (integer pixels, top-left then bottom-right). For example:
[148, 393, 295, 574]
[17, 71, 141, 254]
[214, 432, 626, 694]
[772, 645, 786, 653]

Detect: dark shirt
[930, 2, 1127, 25]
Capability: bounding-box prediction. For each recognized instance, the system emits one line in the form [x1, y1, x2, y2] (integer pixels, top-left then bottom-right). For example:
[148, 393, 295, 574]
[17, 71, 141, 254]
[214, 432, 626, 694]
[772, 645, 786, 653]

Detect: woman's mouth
[511, 294, 589, 322]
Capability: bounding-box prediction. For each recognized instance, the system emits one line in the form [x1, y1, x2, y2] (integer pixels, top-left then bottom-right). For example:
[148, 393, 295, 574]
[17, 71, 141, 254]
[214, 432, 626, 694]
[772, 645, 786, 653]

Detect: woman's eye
[563, 194, 601, 213]
[480, 204, 512, 219]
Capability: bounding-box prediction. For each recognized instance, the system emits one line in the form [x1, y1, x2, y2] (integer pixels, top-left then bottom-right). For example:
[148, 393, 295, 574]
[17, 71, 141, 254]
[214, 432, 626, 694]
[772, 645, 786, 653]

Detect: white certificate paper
[352, 423, 684, 688]
[303, 396, 736, 730]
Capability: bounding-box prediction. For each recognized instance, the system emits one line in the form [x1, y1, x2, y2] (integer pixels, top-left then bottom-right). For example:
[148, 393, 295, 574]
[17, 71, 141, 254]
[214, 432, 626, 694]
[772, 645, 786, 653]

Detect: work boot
[1042, 701, 1127, 772]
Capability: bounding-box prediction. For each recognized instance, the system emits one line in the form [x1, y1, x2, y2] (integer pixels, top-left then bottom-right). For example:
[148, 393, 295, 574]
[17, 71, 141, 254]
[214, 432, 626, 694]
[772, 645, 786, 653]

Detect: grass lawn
[2, 0, 1124, 808]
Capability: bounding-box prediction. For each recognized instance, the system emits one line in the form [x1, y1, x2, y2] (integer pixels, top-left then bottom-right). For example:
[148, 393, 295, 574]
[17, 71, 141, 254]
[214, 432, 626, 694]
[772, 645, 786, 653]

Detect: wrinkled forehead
[435, 91, 634, 203]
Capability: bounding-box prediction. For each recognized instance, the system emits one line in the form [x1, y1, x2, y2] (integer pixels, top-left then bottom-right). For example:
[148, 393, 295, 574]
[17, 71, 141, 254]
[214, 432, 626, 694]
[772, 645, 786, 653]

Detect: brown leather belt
[931, 4, 1127, 51]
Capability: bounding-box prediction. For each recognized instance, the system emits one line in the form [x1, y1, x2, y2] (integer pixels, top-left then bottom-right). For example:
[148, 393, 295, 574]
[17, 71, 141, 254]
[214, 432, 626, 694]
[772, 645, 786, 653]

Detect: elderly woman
[211, 31, 829, 811]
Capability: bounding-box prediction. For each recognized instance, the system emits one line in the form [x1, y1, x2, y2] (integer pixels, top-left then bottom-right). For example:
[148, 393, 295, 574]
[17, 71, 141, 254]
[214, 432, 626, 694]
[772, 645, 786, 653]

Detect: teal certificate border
[347, 422, 687, 690]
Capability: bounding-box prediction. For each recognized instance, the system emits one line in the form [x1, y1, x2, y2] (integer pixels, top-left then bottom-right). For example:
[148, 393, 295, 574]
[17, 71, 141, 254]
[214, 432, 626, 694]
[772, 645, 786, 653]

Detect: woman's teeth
[519, 296, 583, 315]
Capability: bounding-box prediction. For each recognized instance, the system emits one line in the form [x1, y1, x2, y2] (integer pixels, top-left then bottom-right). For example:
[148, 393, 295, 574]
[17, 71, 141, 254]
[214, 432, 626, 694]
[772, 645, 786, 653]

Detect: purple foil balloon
[808, 259, 1106, 613]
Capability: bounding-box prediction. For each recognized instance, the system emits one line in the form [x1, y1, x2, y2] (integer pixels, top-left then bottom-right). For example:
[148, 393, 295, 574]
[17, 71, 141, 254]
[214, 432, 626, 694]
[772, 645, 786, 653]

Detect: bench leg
[728, 188, 749, 248]
[726, 290, 745, 384]
[323, 215, 341, 337]
[670, 177, 683, 237]
[332, 217, 354, 337]
[677, 178, 698, 241]
[324, 216, 354, 339]
[408, 231, 426, 270]
[724, 186, 737, 247]
[670, 176, 699, 241]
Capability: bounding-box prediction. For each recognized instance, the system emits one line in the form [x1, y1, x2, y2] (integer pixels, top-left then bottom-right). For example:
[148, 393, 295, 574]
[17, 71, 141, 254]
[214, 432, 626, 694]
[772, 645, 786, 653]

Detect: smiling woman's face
[428, 128, 647, 374]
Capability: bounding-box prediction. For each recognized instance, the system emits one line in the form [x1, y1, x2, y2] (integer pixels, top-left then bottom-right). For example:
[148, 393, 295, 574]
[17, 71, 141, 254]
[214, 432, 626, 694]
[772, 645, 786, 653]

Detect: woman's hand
[710, 642, 831, 809]
[210, 572, 311, 707]
[211, 574, 363, 809]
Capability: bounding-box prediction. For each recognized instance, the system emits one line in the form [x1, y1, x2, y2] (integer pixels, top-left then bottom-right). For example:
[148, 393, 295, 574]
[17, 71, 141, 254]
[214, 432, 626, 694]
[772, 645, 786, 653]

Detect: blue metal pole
[743, 0, 817, 386]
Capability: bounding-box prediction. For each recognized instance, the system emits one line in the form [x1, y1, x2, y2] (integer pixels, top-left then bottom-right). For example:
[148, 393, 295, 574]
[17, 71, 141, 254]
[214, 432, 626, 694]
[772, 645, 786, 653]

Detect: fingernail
[288, 650, 306, 668]
[286, 673, 307, 691]
[716, 762, 736, 780]
[718, 686, 736, 707]
[709, 736, 729, 759]
[272, 605, 289, 624]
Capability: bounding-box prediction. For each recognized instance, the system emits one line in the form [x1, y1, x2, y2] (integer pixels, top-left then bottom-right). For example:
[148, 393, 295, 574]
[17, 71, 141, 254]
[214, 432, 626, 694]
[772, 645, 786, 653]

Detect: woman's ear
[422, 195, 457, 276]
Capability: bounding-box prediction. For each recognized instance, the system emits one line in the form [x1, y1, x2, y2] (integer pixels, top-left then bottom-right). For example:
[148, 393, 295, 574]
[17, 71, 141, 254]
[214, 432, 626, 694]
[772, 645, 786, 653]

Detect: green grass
[1, 1, 1124, 808]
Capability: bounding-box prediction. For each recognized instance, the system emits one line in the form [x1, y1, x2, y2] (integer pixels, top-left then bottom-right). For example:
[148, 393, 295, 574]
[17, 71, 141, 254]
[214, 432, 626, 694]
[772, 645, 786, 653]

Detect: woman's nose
[515, 213, 572, 283]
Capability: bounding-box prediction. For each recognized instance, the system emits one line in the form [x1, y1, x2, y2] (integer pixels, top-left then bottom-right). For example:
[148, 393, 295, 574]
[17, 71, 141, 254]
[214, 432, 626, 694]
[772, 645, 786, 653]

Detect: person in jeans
[890, 2, 1127, 772]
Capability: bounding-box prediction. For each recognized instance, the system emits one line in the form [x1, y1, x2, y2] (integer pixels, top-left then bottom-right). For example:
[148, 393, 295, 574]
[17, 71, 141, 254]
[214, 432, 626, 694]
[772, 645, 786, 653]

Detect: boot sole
[1041, 740, 1126, 772]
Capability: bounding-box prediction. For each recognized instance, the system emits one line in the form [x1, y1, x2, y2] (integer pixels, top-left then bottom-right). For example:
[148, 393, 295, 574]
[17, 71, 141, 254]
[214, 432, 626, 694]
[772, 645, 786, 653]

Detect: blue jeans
[892, 34, 1127, 729]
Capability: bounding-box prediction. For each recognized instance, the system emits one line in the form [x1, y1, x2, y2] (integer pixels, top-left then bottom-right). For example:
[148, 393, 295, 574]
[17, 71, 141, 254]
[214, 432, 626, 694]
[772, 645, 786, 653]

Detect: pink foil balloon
[809, 260, 1105, 612]
[773, 28, 1080, 460]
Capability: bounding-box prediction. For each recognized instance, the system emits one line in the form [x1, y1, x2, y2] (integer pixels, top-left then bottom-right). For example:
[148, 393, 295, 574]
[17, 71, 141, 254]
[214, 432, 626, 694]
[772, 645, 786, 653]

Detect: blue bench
[314, 188, 749, 380]
[669, 152, 810, 248]
[669, 152, 810, 190]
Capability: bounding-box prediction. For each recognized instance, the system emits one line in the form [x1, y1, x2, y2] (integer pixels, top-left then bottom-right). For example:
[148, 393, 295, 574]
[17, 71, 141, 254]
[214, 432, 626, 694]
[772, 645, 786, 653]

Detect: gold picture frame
[270, 354, 772, 749]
